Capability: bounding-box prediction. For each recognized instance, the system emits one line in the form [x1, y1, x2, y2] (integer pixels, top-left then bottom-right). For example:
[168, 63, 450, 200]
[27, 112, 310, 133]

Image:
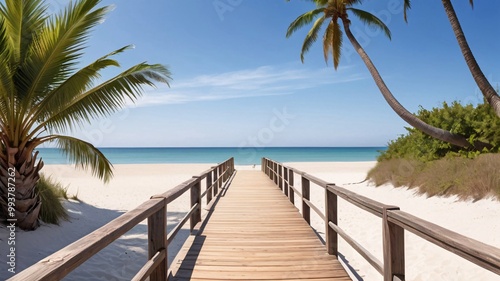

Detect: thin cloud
[132, 64, 365, 107]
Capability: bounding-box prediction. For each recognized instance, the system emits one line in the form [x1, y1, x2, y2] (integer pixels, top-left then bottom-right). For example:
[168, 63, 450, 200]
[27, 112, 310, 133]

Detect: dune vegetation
[368, 100, 500, 200]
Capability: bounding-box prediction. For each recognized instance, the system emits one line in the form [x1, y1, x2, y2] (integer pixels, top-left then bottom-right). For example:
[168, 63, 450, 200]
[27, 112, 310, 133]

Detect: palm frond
[301, 15, 326, 63]
[331, 21, 343, 69]
[36, 63, 171, 134]
[286, 8, 325, 38]
[0, 18, 13, 121]
[323, 21, 333, 64]
[348, 8, 391, 40]
[403, 0, 411, 22]
[25, 45, 134, 135]
[323, 19, 344, 67]
[19, 0, 110, 113]
[41, 134, 113, 182]
[0, 0, 47, 65]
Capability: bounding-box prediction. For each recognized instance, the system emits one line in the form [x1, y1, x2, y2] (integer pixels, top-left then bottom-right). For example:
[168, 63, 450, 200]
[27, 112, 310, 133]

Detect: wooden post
[273, 162, 278, 185]
[213, 167, 219, 196]
[206, 170, 213, 204]
[218, 165, 222, 191]
[283, 167, 289, 197]
[383, 207, 405, 281]
[148, 202, 167, 281]
[301, 176, 310, 225]
[278, 164, 283, 191]
[190, 179, 202, 232]
[221, 162, 225, 183]
[288, 169, 294, 204]
[325, 185, 338, 257]
[270, 161, 274, 182]
[261, 158, 264, 172]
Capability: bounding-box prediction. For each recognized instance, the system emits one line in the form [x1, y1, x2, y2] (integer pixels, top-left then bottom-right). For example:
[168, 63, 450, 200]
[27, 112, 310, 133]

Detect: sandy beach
[1, 162, 499, 280]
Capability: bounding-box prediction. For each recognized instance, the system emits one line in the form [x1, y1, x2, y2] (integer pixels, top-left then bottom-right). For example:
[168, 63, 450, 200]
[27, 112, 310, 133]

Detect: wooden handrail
[262, 157, 500, 280]
[9, 158, 235, 281]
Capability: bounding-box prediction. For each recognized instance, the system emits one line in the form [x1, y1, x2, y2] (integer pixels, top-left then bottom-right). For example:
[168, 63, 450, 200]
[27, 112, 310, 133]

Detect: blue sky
[45, 0, 500, 147]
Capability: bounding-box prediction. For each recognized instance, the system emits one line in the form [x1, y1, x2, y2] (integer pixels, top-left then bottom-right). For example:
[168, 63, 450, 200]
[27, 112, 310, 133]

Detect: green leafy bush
[370, 100, 500, 200]
[379, 100, 500, 162]
[37, 175, 70, 225]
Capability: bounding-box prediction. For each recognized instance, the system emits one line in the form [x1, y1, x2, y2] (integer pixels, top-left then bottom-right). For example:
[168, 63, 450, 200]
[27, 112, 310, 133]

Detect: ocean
[37, 147, 385, 165]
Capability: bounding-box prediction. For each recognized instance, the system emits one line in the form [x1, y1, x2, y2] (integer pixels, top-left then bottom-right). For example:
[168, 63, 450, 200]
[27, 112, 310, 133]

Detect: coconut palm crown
[0, 0, 171, 230]
[286, 0, 481, 149]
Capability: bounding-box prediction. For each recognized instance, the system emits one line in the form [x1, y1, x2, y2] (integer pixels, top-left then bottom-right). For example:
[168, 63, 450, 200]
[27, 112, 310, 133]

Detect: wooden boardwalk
[170, 170, 351, 281]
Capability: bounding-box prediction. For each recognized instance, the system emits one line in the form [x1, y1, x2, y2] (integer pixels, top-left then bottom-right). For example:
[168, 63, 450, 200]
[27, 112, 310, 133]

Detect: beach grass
[367, 154, 500, 200]
[37, 175, 70, 225]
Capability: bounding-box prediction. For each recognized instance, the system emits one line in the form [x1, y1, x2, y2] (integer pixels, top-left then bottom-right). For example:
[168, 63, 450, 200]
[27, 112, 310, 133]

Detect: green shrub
[379, 100, 500, 162]
[372, 100, 500, 200]
[37, 175, 70, 225]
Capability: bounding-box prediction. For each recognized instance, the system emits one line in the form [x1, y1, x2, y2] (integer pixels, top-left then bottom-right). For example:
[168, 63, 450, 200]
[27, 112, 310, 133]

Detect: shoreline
[2, 162, 498, 280]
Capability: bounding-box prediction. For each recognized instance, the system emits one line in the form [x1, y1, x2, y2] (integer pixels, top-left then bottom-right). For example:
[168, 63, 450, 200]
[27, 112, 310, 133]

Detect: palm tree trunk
[441, 0, 500, 117]
[0, 143, 42, 230]
[341, 18, 472, 148]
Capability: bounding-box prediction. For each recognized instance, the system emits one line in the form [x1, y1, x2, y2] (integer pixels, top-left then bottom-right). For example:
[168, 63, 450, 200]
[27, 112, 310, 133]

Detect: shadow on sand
[0, 200, 191, 281]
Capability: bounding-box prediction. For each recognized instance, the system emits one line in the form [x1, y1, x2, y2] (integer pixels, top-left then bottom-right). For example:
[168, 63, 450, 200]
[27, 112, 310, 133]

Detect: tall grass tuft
[37, 175, 70, 225]
[367, 154, 500, 201]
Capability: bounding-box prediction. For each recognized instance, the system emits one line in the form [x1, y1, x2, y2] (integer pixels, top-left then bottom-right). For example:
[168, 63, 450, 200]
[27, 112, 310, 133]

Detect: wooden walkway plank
[170, 171, 351, 280]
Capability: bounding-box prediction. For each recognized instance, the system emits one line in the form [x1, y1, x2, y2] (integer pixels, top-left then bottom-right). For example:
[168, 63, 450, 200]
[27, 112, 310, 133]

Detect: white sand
[1, 162, 498, 280]
[284, 162, 499, 281]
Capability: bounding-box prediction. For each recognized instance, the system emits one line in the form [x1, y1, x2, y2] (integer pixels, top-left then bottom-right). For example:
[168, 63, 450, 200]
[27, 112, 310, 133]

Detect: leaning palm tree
[417, 0, 500, 117]
[286, 0, 474, 148]
[0, 0, 171, 230]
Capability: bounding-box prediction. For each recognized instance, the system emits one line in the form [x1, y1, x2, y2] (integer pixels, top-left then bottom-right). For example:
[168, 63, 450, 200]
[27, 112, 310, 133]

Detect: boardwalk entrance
[170, 171, 351, 280]
[12, 157, 497, 281]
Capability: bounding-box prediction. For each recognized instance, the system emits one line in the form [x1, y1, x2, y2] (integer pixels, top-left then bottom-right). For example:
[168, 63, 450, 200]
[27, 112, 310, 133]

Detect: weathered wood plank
[170, 170, 350, 280]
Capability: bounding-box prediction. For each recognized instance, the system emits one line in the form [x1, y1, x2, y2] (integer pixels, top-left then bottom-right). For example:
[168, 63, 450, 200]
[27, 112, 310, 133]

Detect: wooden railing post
[283, 167, 289, 197]
[212, 166, 219, 196]
[222, 162, 227, 182]
[270, 161, 275, 182]
[278, 164, 283, 191]
[190, 179, 202, 232]
[270, 160, 273, 178]
[325, 185, 338, 257]
[383, 207, 405, 281]
[288, 169, 294, 204]
[301, 175, 310, 224]
[273, 162, 278, 185]
[148, 201, 167, 281]
[218, 165, 222, 191]
[206, 170, 213, 204]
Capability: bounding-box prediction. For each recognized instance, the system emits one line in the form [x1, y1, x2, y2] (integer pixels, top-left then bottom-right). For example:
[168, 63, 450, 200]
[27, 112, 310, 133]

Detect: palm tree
[0, 0, 171, 230]
[286, 0, 474, 148]
[439, 0, 500, 116]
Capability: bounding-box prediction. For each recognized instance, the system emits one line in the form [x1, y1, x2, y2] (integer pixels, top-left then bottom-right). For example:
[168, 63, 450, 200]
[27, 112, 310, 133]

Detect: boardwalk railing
[262, 158, 500, 281]
[10, 158, 235, 281]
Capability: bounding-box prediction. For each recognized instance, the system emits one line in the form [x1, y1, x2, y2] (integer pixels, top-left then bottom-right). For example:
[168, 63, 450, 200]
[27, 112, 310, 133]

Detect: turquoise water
[37, 147, 385, 165]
